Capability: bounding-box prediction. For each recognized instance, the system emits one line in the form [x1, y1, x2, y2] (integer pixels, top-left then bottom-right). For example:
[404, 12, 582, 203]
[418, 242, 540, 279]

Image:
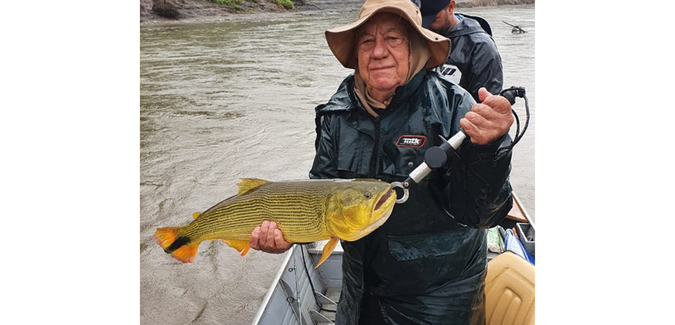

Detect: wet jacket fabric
[309, 69, 513, 324]
[435, 14, 503, 103]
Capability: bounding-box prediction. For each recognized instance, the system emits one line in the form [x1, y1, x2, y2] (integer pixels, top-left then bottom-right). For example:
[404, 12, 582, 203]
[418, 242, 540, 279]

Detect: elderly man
[251, 0, 514, 323]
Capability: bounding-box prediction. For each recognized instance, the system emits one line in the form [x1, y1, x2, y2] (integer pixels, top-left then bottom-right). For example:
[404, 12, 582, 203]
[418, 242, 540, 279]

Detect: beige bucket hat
[325, 0, 451, 70]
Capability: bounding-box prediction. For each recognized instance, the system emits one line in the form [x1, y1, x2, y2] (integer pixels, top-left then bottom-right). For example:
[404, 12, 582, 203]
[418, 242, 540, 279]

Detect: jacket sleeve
[434, 82, 512, 228]
[441, 133, 513, 229]
[466, 39, 503, 101]
[309, 107, 340, 179]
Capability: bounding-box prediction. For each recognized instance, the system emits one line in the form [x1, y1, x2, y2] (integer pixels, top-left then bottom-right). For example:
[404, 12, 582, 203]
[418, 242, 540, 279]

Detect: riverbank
[140, 0, 535, 25]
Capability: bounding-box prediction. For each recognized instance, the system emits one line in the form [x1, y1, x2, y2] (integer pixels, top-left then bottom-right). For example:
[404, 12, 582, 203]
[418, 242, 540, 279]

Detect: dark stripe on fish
[166, 236, 190, 253]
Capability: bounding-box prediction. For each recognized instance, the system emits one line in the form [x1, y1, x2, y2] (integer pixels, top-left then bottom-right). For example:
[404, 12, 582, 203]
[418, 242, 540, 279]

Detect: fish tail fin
[153, 227, 179, 250]
[153, 227, 199, 263]
[170, 242, 199, 263]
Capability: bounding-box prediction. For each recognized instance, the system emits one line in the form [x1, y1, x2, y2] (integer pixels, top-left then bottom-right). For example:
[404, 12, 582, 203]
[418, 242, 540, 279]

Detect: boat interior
[251, 195, 535, 325]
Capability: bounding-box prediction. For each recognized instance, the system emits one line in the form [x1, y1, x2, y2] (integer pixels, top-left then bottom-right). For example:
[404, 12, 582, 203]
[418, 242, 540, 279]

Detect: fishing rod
[392, 86, 529, 204]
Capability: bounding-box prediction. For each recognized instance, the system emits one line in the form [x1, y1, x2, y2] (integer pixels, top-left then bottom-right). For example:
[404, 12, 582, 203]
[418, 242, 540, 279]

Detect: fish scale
[187, 189, 329, 242]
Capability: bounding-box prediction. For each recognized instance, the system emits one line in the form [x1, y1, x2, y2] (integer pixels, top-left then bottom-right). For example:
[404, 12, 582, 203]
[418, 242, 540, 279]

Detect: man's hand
[249, 220, 292, 254]
[460, 87, 514, 145]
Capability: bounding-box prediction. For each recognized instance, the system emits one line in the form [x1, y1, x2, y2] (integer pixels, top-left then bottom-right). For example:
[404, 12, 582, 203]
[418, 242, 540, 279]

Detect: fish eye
[364, 192, 372, 199]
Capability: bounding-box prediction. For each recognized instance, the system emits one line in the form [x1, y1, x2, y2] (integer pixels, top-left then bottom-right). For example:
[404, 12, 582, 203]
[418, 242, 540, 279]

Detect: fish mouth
[374, 188, 394, 211]
[358, 208, 392, 236]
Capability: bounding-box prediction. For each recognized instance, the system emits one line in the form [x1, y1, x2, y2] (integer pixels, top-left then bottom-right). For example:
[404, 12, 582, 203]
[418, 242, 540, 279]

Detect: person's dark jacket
[309, 68, 513, 324]
[437, 14, 503, 102]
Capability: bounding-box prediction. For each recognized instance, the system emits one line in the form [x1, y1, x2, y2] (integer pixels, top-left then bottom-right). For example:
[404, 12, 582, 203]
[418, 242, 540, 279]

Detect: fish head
[326, 179, 397, 241]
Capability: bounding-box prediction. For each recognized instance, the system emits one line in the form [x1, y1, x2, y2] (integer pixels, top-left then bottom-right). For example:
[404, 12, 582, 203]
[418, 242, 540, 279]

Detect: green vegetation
[209, 0, 244, 11]
[275, 0, 294, 9]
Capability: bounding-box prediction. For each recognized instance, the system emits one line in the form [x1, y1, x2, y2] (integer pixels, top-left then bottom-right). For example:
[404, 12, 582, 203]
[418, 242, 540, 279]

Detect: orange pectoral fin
[315, 237, 339, 269]
[222, 239, 251, 256]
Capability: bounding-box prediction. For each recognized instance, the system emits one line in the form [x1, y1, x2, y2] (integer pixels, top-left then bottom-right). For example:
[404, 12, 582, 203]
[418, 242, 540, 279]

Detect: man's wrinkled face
[356, 13, 410, 98]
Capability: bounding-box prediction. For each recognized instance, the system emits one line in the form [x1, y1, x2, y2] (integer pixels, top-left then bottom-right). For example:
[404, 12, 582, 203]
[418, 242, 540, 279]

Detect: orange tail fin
[153, 227, 179, 249]
[170, 242, 199, 263]
[153, 227, 199, 263]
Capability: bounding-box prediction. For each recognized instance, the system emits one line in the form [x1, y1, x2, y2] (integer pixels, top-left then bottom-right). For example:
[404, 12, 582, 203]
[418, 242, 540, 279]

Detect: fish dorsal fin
[237, 178, 269, 195]
[192, 212, 201, 219]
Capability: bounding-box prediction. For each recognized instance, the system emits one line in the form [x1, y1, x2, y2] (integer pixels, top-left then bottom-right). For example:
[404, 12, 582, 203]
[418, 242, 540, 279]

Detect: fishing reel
[392, 86, 530, 204]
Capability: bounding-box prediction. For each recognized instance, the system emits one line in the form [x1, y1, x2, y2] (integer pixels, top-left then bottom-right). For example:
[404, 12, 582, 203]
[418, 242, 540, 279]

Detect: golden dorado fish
[153, 178, 396, 267]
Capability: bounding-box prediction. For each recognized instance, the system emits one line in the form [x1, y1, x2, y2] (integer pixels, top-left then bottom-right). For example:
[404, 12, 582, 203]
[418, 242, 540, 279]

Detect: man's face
[356, 13, 410, 97]
[427, 6, 451, 35]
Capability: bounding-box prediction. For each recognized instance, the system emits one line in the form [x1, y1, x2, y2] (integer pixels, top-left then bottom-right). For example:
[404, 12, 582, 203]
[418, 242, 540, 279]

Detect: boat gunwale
[250, 248, 295, 325]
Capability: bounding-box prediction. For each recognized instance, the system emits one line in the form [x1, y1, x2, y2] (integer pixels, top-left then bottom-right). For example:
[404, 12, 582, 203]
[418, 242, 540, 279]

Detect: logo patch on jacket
[396, 135, 426, 148]
[436, 63, 462, 84]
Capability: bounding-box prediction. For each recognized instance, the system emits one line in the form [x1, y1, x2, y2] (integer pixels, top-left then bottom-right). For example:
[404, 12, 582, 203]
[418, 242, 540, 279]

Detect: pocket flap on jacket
[388, 230, 475, 261]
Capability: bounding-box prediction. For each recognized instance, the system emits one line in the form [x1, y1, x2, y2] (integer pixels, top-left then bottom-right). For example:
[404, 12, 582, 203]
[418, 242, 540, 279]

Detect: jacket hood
[448, 15, 488, 38]
[317, 69, 429, 117]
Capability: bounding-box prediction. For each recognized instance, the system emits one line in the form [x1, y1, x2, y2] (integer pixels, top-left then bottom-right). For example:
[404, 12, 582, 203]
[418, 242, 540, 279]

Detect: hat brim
[325, 7, 450, 70]
[422, 14, 436, 29]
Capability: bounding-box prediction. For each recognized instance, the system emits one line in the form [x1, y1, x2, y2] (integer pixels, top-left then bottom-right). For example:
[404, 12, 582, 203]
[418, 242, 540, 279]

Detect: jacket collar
[317, 69, 428, 117]
[353, 68, 427, 116]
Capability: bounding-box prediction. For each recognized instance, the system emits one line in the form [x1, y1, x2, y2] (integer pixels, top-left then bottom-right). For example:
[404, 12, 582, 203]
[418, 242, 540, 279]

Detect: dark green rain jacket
[436, 14, 503, 103]
[309, 69, 513, 325]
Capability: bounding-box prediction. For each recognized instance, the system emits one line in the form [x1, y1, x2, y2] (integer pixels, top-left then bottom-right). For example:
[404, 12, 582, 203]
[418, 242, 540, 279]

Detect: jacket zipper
[369, 116, 381, 177]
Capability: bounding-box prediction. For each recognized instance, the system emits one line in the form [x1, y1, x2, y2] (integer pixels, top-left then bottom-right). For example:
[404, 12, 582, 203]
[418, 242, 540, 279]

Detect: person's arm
[467, 41, 503, 102]
[445, 87, 513, 228]
[309, 109, 341, 179]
